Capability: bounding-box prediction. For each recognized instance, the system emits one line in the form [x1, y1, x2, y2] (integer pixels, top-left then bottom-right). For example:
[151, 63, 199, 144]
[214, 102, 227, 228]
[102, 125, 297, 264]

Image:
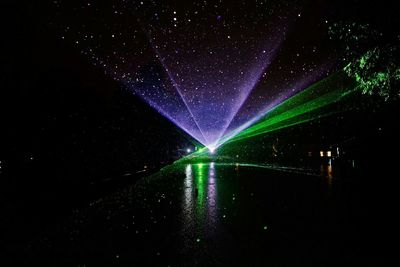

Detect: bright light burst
[53, 1, 338, 149]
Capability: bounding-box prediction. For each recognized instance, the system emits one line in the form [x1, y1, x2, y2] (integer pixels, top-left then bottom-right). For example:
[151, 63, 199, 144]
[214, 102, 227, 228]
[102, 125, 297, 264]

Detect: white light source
[186, 148, 191, 153]
[208, 145, 216, 154]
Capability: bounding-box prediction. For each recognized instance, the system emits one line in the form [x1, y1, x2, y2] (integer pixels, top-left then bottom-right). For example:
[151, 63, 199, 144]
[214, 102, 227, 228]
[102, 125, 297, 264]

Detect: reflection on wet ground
[24, 162, 361, 266]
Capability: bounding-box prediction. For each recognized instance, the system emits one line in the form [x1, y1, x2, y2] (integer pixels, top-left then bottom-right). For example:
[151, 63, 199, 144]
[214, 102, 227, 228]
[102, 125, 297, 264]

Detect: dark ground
[16, 162, 364, 266]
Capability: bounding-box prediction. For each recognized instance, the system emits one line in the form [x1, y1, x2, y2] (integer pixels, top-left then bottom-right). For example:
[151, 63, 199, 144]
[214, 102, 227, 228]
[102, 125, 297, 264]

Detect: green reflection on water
[183, 162, 218, 237]
[193, 163, 207, 219]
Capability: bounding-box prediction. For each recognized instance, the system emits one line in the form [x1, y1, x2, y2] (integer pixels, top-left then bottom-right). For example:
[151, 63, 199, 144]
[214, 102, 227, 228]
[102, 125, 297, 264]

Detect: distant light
[186, 148, 191, 153]
[208, 145, 216, 154]
[320, 151, 324, 157]
[327, 151, 332, 157]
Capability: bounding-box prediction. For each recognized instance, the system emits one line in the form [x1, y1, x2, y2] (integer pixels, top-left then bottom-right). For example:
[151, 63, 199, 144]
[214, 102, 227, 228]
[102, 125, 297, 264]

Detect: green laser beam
[175, 71, 356, 162]
[218, 71, 355, 146]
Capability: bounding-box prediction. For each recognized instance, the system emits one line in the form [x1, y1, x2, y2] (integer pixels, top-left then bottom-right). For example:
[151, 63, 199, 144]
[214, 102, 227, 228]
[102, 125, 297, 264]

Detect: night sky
[2, 0, 399, 148]
[42, 0, 397, 148]
[50, 0, 335, 146]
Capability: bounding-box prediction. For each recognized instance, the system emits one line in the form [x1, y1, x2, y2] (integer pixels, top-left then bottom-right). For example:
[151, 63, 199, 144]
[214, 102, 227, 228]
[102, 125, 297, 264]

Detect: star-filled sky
[52, 0, 343, 147]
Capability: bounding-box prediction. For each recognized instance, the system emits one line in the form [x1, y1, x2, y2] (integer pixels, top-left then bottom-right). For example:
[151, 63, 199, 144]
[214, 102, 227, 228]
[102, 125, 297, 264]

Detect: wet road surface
[23, 162, 362, 266]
